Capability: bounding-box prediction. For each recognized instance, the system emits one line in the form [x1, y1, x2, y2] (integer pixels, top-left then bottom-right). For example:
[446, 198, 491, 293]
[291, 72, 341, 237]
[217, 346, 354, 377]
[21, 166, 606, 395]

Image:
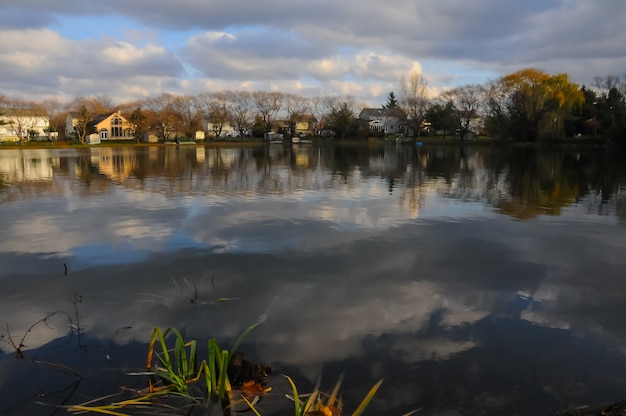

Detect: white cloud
[0, 1, 625, 104]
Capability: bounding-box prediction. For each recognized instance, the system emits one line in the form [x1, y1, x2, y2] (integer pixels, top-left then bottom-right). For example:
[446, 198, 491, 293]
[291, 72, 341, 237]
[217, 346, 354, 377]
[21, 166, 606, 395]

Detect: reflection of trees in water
[422, 145, 626, 220]
[1, 145, 625, 221]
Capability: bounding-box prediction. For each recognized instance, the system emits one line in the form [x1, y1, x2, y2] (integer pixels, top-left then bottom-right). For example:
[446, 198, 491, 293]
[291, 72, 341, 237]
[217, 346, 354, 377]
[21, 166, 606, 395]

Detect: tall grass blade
[241, 396, 263, 416]
[68, 405, 130, 415]
[227, 318, 266, 363]
[284, 375, 302, 416]
[351, 379, 383, 416]
[327, 374, 344, 408]
[208, 338, 219, 396]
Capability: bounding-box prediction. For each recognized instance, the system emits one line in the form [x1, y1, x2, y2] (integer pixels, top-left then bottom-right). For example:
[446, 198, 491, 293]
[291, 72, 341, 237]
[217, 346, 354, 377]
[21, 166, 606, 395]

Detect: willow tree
[501, 68, 584, 141]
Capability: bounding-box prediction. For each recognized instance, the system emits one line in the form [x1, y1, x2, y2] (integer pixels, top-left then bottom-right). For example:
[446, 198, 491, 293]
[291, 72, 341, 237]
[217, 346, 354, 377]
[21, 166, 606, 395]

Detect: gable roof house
[293, 114, 317, 136]
[66, 111, 135, 144]
[358, 108, 407, 135]
[0, 108, 51, 142]
[274, 114, 317, 137]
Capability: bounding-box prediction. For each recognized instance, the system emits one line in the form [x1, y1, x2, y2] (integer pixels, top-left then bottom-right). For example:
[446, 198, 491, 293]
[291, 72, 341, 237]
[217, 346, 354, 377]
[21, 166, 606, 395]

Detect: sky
[1, 0, 626, 107]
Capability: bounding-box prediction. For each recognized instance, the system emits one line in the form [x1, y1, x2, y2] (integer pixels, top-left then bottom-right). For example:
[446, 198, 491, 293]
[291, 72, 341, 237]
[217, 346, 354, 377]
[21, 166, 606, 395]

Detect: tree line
[391, 68, 626, 143]
[1, 67, 626, 143]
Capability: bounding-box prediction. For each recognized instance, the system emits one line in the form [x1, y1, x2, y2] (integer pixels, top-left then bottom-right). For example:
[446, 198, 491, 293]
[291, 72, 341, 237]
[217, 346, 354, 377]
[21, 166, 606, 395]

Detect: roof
[0, 108, 48, 117]
[86, 112, 129, 126]
[359, 107, 407, 120]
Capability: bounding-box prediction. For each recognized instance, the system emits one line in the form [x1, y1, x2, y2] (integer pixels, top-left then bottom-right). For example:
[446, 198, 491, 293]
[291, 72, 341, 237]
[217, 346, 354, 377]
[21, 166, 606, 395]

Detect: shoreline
[0, 136, 612, 151]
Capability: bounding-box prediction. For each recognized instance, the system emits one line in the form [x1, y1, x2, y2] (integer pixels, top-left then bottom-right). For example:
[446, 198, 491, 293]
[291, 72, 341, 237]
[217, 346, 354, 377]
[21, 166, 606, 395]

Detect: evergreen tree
[383, 91, 399, 109]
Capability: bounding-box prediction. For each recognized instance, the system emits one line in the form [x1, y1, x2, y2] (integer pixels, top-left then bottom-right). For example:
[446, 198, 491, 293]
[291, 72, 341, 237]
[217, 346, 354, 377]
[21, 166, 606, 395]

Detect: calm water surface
[1, 144, 625, 415]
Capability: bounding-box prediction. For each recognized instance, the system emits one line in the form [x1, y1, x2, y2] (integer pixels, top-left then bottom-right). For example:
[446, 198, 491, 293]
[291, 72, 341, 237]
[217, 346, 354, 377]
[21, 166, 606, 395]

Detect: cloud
[0, 1, 625, 104]
[0, 28, 183, 101]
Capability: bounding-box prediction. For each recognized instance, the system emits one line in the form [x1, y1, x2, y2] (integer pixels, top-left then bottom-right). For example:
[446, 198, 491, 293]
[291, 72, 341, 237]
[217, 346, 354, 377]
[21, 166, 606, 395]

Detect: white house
[0, 108, 51, 142]
[358, 108, 407, 135]
[204, 120, 240, 138]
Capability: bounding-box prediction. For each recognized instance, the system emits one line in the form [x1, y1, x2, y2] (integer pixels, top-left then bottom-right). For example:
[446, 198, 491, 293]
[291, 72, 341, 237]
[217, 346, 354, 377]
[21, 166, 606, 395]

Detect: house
[358, 108, 407, 135]
[0, 108, 51, 142]
[293, 115, 317, 136]
[274, 114, 317, 137]
[66, 111, 135, 143]
[204, 120, 239, 138]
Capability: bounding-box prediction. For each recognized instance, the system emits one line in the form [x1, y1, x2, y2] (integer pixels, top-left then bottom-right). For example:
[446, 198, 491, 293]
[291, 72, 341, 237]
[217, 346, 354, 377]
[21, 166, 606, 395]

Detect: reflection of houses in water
[293, 147, 309, 167]
[90, 147, 138, 182]
[196, 147, 205, 163]
[207, 148, 238, 169]
[0, 149, 58, 181]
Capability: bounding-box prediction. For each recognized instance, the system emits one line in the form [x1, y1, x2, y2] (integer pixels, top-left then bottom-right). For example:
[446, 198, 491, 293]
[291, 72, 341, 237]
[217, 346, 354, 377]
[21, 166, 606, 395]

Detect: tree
[253, 91, 283, 137]
[399, 71, 430, 138]
[569, 86, 598, 137]
[284, 94, 310, 136]
[482, 78, 512, 140]
[593, 75, 626, 142]
[199, 91, 230, 138]
[170, 95, 203, 139]
[40, 98, 64, 141]
[444, 84, 484, 140]
[144, 93, 177, 141]
[90, 95, 116, 114]
[382, 91, 399, 109]
[425, 102, 456, 138]
[228, 90, 253, 139]
[73, 103, 95, 144]
[0, 98, 47, 143]
[501, 68, 583, 141]
[128, 107, 147, 143]
[0, 96, 6, 127]
[324, 96, 358, 139]
[309, 96, 324, 136]
[65, 96, 109, 143]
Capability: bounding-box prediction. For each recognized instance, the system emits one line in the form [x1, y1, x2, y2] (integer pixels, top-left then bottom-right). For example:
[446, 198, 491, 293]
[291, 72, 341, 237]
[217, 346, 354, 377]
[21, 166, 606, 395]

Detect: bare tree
[0, 98, 48, 143]
[143, 93, 178, 141]
[482, 78, 512, 140]
[284, 94, 310, 136]
[170, 95, 203, 139]
[310, 96, 327, 135]
[199, 91, 230, 138]
[253, 91, 283, 137]
[71, 103, 96, 144]
[594, 75, 623, 95]
[94, 95, 116, 112]
[40, 98, 64, 141]
[444, 84, 484, 140]
[399, 70, 430, 138]
[228, 90, 253, 138]
[64, 96, 111, 143]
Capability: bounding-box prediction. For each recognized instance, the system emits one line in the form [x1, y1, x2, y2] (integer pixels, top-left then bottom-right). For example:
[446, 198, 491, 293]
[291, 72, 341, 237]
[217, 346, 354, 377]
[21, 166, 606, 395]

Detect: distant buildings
[65, 111, 135, 143]
[0, 108, 52, 142]
[358, 108, 407, 135]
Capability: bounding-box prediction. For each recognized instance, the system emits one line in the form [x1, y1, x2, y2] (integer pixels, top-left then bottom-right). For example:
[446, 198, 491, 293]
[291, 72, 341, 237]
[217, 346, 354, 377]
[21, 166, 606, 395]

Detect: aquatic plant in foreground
[67, 320, 384, 415]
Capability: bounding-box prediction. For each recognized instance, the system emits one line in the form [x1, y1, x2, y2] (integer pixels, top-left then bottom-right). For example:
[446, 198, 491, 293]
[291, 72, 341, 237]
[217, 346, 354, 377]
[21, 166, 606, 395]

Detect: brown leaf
[240, 380, 270, 397]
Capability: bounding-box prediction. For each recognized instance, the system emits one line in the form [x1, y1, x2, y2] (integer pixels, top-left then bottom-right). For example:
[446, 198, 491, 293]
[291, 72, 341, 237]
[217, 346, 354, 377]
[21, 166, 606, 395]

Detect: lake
[1, 143, 625, 416]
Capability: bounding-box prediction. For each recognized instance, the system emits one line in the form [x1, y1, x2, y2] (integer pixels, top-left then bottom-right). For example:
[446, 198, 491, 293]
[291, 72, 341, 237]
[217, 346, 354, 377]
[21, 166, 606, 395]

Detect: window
[111, 117, 123, 137]
[100, 129, 108, 140]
